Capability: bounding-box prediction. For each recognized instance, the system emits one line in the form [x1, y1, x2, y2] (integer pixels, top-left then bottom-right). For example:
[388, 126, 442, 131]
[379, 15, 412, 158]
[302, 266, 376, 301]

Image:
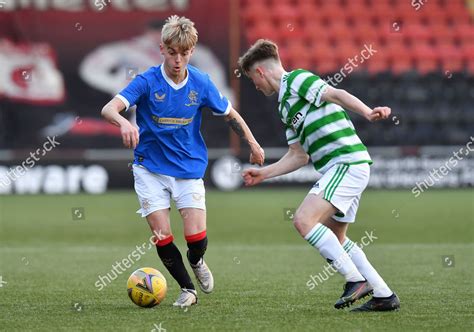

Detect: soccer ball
[127, 267, 167, 308]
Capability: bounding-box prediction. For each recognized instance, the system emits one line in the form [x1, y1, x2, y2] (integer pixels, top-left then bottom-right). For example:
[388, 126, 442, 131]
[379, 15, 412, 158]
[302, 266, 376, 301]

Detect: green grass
[0, 189, 473, 331]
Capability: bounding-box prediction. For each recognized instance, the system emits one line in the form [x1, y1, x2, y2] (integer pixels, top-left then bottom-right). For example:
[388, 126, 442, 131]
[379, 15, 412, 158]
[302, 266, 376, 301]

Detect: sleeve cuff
[212, 101, 232, 116]
[314, 84, 328, 107]
[287, 138, 300, 145]
[115, 94, 131, 111]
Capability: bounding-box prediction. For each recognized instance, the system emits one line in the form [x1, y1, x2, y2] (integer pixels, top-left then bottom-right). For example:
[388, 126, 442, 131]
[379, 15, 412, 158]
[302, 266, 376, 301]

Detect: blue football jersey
[117, 64, 230, 179]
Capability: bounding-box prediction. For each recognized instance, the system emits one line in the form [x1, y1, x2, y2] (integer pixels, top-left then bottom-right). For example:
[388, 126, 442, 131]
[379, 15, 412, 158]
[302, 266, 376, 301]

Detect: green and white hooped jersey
[278, 69, 372, 174]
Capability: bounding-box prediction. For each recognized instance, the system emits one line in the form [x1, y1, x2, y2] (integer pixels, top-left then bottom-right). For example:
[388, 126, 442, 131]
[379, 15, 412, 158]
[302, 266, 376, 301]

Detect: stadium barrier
[0, 146, 472, 194]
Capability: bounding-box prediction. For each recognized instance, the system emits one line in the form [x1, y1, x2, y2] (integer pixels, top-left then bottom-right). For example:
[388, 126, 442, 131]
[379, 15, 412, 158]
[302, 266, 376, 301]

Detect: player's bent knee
[151, 228, 172, 238]
[293, 211, 322, 235]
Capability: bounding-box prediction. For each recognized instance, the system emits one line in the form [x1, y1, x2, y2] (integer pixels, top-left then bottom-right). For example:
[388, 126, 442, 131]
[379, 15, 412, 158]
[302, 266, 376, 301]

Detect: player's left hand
[242, 168, 265, 186]
[367, 106, 391, 122]
[250, 145, 265, 166]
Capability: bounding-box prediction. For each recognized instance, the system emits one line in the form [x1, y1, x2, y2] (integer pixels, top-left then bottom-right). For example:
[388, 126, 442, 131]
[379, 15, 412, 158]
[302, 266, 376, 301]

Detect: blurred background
[0, 0, 473, 194]
[0, 2, 473, 330]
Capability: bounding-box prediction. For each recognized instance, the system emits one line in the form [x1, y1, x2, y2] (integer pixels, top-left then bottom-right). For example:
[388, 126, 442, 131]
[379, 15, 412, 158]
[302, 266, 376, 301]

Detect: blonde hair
[161, 15, 198, 50]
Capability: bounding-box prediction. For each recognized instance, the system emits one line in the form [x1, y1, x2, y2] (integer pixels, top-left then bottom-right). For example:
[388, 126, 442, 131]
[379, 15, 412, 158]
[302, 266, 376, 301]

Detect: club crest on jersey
[185, 90, 199, 106]
[155, 92, 166, 102]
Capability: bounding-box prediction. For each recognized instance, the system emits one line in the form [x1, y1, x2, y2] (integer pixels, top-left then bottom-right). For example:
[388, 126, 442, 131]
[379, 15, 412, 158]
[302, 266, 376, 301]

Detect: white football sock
[343, 237, 393, 297]
[305, 224, 364, 282]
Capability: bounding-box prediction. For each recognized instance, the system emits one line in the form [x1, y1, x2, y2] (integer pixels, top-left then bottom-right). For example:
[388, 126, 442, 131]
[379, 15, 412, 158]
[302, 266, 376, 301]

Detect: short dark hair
[238, 39, 280, 75]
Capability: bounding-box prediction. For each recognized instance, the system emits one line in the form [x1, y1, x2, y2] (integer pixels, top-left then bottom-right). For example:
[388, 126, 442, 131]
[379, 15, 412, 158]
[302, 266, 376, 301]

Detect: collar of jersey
[160, 64, 189, 90]
[278, 71, 289, 102]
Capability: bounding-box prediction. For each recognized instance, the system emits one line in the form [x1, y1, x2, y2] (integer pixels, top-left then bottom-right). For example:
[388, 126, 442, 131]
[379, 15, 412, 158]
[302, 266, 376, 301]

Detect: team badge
[141, 199, 151, 211]
[192, 193, 203, 201]
[185, 90, 199, 106]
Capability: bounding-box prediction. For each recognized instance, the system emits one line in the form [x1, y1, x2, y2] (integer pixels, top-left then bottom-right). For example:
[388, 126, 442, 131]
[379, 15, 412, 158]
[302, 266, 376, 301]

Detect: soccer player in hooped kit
[101, 16, 265, 307]
[239, 40, 400, 312]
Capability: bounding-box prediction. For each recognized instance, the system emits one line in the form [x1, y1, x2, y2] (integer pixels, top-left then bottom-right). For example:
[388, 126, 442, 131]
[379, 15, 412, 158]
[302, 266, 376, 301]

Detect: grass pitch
[0, 189, 473, 331]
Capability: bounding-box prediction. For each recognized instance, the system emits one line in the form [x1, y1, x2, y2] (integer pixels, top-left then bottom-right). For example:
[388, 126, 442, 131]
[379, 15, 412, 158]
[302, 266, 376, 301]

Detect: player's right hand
[120, 122, 139, 149]
[242, 168, 265, 187]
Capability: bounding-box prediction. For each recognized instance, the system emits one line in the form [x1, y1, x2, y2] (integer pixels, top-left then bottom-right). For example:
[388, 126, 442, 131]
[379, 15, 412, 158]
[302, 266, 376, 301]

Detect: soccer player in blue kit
[101, 15, 265, 307]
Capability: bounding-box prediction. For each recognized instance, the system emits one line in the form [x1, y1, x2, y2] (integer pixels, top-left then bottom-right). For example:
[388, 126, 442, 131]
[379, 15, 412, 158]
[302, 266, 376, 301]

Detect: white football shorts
[133, 164, 206, 217]
[309, 162, 370, 223]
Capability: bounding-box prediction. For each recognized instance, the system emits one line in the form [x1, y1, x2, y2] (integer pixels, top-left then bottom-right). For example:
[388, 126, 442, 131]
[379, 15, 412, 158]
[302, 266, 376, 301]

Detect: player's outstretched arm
[242, 142, 308, 186]
[101, 97, 139, 149]
[321, 86, 391, 122]
[224, 107, 265, 166]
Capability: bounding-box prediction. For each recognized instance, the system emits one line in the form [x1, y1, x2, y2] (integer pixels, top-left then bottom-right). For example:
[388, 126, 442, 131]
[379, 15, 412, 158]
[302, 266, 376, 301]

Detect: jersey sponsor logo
[152, 115, 193, 126]
[185, 90, 199, 106]
[291, 111, 304, 131]
[154, 92, 166, 102]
